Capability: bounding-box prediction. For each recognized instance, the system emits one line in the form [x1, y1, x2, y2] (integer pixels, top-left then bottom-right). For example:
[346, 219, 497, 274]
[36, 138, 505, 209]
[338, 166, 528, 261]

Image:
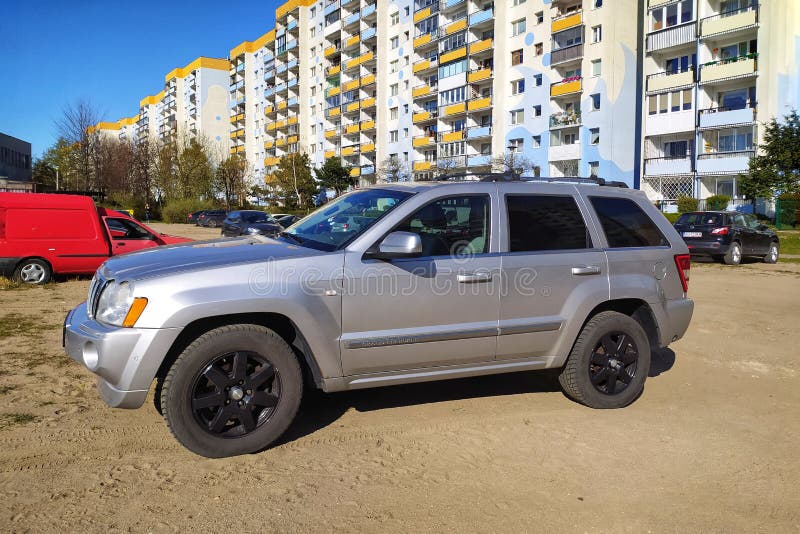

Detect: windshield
[242, 212, 272, 223]
[676, 213, 724, 226]
[283, 188, 413, 251]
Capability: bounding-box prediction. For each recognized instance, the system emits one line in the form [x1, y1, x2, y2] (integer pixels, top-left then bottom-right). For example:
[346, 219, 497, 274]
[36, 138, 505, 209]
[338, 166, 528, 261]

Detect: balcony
[444, 19, 467, 35]
[362, 3, 376, 18]
[414, 33, 433, 48]
[345, 51, 374, 70]
[362, 97, 376, 108]
[341, 145, 358, 156]
[646, 110, 695, 136]
[361, 165, 375, 175]
[647, 22, 697, 52]
[361, 27, 376, 40]
[413, 161, 434, 171]
[362, 143, 375, 153]
[324, 150, 336, 158]
[440, 46, 466, 64]
[327, 64, 341, 76]
[699, 106, 756, 129]
[343, 79, 360, 91]
[345, 101, 360, 113]
[467, 97, 492, 111]
[324, 128, 339, 138]
[551, 43, 583, 66]
[696, 150, 754, 174]
[644, 156, 694, 176]
[414, 6, 434, 23]
[701, 5, 758, 38]
[467, 155, 491, 167]
[469, 7, 493, 26]
[549, 142, 581, 161]
[469, 38, 492, 55]
[326, 86, 341, 97]
[439, 130, 464, 143]
[344, 34, 360, 49]
[361, 119, 375, 131]
[646, 69, 695, 92]
[700, 55, 758, 84]
[361, 73, 376, 86]
[442, 102, 466, 116]
[264, 156, 280, 166]
[549, 111, 581, 129]
[552, 11, 582, 33]
[412, 84, 436, 98]
[344, 123, 360, 134]
[413, 135, 436, 147]
[412, 57, 438, 73]
[324, 45, 340, 58]
[324, 0, 339, 16]
[467, 126, 492, 139]
[350, 167, 361, 177]
[413, 110, 437, 123]
[467, 68, 492, 83]
[550, 77, 582, 97]
[345, 11, 360, 26]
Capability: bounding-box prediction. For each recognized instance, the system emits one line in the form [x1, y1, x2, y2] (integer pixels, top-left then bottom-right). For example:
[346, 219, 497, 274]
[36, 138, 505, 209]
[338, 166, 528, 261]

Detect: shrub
[705, 194, 731, 211]
[161, 198, 217, 224]
[662, 212, 682, 224]
[676, 195, 699, 213]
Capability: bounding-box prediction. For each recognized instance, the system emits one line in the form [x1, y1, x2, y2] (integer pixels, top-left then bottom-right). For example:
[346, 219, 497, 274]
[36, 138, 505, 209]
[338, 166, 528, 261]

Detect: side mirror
[370, 231, 422, 259]
[757, 224, 769, 231]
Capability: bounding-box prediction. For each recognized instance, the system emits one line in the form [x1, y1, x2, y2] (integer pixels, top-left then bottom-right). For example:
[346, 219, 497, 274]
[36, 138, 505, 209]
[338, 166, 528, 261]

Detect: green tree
[32, 137, 78, 190]
[314, 156, 354, 195]
[740, 110, 800, 199]
[214, 155, 250, 210]
[273, 152, 316, 209]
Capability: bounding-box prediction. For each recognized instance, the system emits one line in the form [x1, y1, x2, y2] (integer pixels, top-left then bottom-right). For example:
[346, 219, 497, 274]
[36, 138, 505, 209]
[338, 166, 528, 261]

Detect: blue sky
[0, 0, 277, 158]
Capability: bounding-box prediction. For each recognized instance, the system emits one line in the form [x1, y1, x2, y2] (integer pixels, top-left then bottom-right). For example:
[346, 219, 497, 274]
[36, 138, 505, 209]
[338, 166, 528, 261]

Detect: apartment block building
[87, 115, 139, 142]
[641, 0, 800, 207]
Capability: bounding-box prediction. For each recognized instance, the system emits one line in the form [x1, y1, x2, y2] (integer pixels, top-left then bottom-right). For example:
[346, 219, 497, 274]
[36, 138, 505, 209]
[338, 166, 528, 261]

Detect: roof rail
[434, 172, 628, 188]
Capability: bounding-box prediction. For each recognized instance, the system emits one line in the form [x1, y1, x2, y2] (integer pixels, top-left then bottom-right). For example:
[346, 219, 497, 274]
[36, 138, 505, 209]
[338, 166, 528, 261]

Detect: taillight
[710, 227, 729, 235]
[674, 254, 690, 292]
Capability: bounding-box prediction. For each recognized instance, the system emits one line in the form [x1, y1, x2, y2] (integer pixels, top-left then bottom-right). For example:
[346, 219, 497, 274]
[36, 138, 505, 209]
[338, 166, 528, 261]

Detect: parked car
[188, 210, 206, 225]
[64, 175, 694, 457]
[674, 211, 779, 265]
[197, 210, 227, 228]
[0, 193, 190, 284]
[221, 210, 283, 238]
[275, 214, 300, 227]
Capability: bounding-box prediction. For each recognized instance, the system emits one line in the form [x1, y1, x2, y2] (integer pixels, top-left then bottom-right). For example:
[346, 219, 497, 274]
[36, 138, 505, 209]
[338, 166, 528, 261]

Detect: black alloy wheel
[588, 332, 639, 395]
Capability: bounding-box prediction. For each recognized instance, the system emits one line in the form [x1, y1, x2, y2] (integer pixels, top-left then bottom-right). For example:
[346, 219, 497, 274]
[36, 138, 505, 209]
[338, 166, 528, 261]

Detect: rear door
[497, 185, 608, 361]
[743, 214, 770, 253]
[103, 217, 160, 254]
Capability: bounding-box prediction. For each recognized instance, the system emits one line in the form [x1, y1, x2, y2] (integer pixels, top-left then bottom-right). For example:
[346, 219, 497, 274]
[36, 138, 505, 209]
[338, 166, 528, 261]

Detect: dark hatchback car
[674, 211, 779, 265]
[274, 214, 301, 227]
[221, 210, 283, 238]
[188, 210, 206, 225]
[197, 210, 227, 228]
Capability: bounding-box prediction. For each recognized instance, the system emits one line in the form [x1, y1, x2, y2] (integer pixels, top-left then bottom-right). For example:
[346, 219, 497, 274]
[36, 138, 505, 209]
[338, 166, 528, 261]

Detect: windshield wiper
[279, 231, 304, 244]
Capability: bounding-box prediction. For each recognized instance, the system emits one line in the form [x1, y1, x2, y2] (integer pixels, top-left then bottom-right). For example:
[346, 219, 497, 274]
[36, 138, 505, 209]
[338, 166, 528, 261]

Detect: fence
[775, 198, 799, 229]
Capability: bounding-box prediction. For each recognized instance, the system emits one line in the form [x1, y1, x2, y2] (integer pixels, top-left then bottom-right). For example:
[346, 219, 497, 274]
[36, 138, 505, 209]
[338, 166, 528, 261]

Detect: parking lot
[1, 223, 799, 532]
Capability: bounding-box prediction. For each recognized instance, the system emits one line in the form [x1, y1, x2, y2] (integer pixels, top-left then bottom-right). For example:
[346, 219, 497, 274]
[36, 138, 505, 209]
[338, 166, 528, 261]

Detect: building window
[390, 130, 399, 142]
[535, 43, 543, 56]
[512, 18, 526, 36]
[589, 161, 599, 177]
[439, 86, 467, 105]
[595, 0, 603, 7]
[647, 89, 692, 115]
[508, 138, 523, 152]
[590, 93, 601, 110]
[591, 59, 602, 76]
[404, 128, 409, 138]
[534, 74, 542, 86]
[590, 128, 600, 145]
[391, 36, 399, 49]
[391, 12, 399, 25]
[439, 59, 467, 79]
[592, 25, 602, 43]
[650, 0, 694, 32]
[390, 107, 399, 120]
[511, 79, 525, 95]
[510, 109, 524, 124]
[513, 0, 526, 5]
[390, 60, 399, 73]
[532, 135, 541, 148]
[535, 11, 544, 24]
[511, 49, 523, 65]
[533, 105, 542, 117]
[390, 83, 398, 96]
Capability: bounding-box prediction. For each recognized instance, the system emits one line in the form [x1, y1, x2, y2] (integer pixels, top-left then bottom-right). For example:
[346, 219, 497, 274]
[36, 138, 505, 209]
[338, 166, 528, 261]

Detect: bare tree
[435, 157, 461, 179]
[55, 98, 101, 191]
[214, 155, 250, 210]
[492, 150, 535, 176]
[378, 155, 408, 183]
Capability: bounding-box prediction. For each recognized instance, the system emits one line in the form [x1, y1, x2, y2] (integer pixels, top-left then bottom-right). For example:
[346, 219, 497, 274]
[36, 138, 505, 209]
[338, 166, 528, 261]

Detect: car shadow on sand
[275, 350, 677, 447]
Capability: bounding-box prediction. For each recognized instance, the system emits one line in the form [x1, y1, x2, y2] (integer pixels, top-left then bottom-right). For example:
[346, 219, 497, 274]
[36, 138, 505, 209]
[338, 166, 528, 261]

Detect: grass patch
[0, 314, 41, 339]
[777, 231, 800, 255]
[0, 412, 39, 430]
[0, 385, 15, 394]
[779, 257, 800, 264]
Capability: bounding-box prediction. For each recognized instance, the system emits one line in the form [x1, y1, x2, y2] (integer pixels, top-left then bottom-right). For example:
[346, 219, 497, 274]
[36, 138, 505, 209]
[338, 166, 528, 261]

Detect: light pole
[507, 143, 516, 177]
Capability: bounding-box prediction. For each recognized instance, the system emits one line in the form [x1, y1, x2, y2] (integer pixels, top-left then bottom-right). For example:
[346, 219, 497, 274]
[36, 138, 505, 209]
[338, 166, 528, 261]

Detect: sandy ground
[1, 224, 799, 532]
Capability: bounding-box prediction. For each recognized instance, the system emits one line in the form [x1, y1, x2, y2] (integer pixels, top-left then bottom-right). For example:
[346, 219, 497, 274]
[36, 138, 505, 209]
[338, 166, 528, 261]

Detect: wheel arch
[13, 256, 53, 281]
[581, 298, 660, 352]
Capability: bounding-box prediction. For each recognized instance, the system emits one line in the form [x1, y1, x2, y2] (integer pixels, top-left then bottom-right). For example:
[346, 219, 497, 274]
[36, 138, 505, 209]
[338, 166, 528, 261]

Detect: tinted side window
[590, 197, 668, 248]
[507, 195, 590, 252]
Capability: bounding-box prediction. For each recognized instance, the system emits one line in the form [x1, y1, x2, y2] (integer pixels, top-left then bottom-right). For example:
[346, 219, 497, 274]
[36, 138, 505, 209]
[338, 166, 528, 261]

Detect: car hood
[160, 234, 193, 244]
[100, 236, 319, 281]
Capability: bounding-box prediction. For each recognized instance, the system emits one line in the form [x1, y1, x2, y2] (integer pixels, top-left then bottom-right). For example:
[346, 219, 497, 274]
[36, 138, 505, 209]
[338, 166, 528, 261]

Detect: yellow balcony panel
[439, 46, 466, 64]
[702, 9, 757, 36]
[325, 129, 338, 138]
[287, 135, 298, 143]
[413, 7, 431, 23]
[341, 146, 355, 156]
[552, 12, 582, 33]
[413, 136, 435, 147]
[361, 120, 375, 130]
[412, 85, 432, 98]
[361, 73, 376, 86]
[327, 64, 341, 76]
[413, 161, 433, 171]
[236, 145, 246, 153]
[277, 101, 288, 110]
[347, 102, 360, 112]
[412, 59, 431, 73]
[467, 97, 492, 111]
[445, 19, 467, 35]
[327, 86, 341, 97]
[264, 140, 275, 148]
[550, 79, 582, 97]
[442, 130, 463, 142]
[413, 111, 431, 123]
[229, 147, 237, 154]
[362, 143, 375, 153]
[444, 102, 466, 116]
[413, 34, 431, 48]
[469, 38, 493, 54]
[346, 51, 374, 70]
[345, 124, 360, 134]
[324, 46, 338, 57]
[329, 107, 341, 116]
[346, 35, 360, 48]
[264, 106, 274, 114]
[264, 157, 280, 166]
[350, 167, 361, 177]
[361, 97, 376, 108]
[287, 116, 298, 125]
[701, 57, 757, 83]
[343, 79, 360, 91]
[275, 120, 286, 128]
[467, 68, 492, 83]
[267, 122, 278, 131]
[325, 150, 336, 158]
[276, 138, 287, 147]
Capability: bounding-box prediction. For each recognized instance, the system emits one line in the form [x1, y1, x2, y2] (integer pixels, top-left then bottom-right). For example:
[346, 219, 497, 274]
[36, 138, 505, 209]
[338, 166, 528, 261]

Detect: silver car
[64, 176, 694, 457]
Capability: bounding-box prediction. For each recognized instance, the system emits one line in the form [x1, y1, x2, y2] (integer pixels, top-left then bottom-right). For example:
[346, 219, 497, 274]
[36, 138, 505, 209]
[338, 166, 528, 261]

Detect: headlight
[96, 281, 148, 327]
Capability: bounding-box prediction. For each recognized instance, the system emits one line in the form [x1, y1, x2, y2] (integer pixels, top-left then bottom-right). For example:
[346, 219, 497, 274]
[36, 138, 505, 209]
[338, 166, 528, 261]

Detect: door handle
[457, 272, 493, 283]
[571, 265, 600, 276]
[117, 242, 126, 246]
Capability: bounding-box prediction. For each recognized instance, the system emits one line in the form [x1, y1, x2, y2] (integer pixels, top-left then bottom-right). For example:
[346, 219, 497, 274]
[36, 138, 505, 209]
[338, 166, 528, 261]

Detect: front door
[340, 192, 500, 376]
[103, 217, 160, 254]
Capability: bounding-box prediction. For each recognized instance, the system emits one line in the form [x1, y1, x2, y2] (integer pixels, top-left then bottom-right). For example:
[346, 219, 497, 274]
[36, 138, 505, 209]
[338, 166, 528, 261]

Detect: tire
[723, 242, 742, 265]
[559, 311, 651, 409]
[161, 324, 302, 458]
[207, 219, 218, 228]
[763, 241, 779, 264]
[13, 258, 51, 285]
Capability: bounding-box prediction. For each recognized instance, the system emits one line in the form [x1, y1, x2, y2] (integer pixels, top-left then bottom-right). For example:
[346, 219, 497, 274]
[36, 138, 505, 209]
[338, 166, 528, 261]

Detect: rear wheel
[161, 324, 302, 457]
[763, 242, 779, 264]
[559, 311, 650, 409]
[207, 219, 218, 228]
[13, 258, 51, 285]
[723, 242, 742, 265]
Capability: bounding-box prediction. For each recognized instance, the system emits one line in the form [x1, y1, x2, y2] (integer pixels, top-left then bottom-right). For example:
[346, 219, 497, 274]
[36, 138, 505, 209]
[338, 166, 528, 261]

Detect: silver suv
[64, 176, 694, 457]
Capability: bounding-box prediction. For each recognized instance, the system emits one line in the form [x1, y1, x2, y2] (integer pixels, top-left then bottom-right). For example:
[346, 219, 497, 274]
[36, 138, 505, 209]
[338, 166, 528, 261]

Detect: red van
[0, 193, 190, 284]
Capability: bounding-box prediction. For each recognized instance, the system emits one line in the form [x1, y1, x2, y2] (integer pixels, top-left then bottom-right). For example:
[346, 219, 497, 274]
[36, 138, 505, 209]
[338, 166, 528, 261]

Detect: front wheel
[723, 242, 742, 265]
[763, 242, 779, 264]
[13, 258, 51, 285]
[559, 311, 651, 409]
[161, 324, 302, 457]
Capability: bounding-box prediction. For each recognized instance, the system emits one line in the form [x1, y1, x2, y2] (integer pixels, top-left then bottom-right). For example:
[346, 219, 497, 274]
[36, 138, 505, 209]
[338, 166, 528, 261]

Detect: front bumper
[63, 302, 181, 408]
